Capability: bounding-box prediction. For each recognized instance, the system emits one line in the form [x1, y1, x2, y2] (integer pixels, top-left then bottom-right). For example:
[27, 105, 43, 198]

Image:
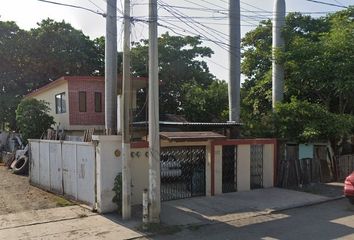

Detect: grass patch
[54, 196, 73, 207]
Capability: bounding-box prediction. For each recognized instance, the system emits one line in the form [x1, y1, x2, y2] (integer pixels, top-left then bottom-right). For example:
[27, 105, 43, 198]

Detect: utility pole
[148, 0, 161, 223]
[228, 0, 241, 123]
[122, 0, 132, 220]
[272, 0, 286, 109]
[105, 0, 118, 133]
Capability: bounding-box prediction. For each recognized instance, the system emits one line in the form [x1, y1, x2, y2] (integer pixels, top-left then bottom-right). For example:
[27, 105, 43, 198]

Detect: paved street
[141, 199, 354, 240]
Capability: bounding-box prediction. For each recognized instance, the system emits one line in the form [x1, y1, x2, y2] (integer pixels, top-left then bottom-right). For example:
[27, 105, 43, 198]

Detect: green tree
[92, 36, 123, 77]
[241, 8, 354, 140]
[26, 19, 101, 89]
[16, 98, 55, 142]
[273, 98, 354, 144]
[182, 80, 228, 122]
[131, 32, 216, 117]
[0, 19, 105, 129]
[0, 21, 30, 129]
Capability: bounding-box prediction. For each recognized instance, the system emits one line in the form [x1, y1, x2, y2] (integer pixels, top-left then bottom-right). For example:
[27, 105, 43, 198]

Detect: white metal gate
[29, 140, 96, 207]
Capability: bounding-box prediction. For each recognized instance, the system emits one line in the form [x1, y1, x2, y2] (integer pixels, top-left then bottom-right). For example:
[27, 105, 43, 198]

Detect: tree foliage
[16, 98, 55, 142]
[273, 98, 354, 143]
[0, 19, 104, 129]
[131, 32, 219, 118]
[182, 80, 228, 122]
[241, 8, 354, 141]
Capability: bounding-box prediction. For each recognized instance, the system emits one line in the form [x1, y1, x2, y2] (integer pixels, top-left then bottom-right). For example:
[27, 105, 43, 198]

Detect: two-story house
[25, 76, 147, 136]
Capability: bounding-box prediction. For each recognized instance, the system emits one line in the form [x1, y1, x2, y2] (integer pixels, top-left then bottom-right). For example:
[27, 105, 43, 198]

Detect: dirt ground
[0, 165, 72, 215]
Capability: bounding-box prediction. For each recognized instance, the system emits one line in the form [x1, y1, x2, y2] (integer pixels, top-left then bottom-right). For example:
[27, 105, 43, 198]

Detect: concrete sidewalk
[161, 187, 343, 226]
[0, 187, 344, 239]
[0, 206, 143, 240]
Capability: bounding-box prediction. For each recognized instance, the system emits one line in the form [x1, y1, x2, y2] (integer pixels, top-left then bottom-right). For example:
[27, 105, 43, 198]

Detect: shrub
[16, 98, 55, 142]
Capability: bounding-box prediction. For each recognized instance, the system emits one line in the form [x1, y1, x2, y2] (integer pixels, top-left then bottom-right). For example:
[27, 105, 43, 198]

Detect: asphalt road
[142, 199, 354, 240]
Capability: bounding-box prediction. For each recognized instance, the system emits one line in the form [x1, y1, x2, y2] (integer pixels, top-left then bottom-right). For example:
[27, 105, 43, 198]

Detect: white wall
[92, 135, 122, 213]
[263, 144, 275, 188]
[213, 141, 276, 194]
[130, 147, 149, 205]
[237, 145, 251, 191]
[29, 81, 70, 130]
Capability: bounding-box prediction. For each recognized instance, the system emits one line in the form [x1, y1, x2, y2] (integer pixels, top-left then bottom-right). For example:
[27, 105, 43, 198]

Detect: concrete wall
[214, 145, 223, 195]
[263, 144, 275, 188]
[237, 145, 251, 191]
[29, 139, 96, 207]
[29, 137, 277, 214]
[29, 81, 69, 130]
[130, 147, 149, 205]
[213, 140, 276, 195]
[93, 135, 122, 213]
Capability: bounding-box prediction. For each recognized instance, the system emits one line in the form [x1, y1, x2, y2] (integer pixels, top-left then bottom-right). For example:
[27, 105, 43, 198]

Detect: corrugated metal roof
[160, 131, 226, 141]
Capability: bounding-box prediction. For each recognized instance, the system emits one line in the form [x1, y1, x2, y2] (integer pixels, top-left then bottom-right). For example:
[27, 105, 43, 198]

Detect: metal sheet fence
[337, 154, 354, 181]
[29, 140, 96, 207]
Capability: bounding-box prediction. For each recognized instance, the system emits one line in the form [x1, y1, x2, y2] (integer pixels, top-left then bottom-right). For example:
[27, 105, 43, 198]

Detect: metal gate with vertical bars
[160, 146, 206, 201]
[250, 144, 263, 189]
[222, 145, 237, 193]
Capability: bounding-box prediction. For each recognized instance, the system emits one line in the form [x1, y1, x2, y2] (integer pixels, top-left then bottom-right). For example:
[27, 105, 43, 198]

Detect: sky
[0, 0, 353, 82]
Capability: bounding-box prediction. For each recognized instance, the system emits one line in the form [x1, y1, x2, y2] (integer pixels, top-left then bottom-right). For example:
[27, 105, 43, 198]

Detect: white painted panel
[29, 141, 40, 185]
[237, 145, 251, 191]
[214, 145, 223, 195]
[263, 144, 275, 188]
[76, 145, 95, 206]
[49, 142, 63, 194]
[39, 142, 50, 190]
[62, 143, 77, 200]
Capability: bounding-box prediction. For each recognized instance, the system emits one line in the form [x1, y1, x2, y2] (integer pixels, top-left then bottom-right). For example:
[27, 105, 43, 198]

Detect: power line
[305, 0, 348, 8]
[158, 0, 230, 49]
[87, 0, 104, 12]
[37, 0, 106, 17]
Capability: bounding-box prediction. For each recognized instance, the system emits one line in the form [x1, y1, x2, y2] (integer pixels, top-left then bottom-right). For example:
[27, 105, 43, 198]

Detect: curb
[270, 195, 345, 213]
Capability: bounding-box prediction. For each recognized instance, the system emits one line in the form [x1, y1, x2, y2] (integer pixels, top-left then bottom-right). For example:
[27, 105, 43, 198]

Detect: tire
[13, 155, 29, 175]
[349, 198, 354, 205]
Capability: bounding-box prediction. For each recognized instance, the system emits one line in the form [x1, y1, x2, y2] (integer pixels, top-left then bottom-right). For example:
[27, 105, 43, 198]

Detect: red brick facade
[67, 76, 105, 126]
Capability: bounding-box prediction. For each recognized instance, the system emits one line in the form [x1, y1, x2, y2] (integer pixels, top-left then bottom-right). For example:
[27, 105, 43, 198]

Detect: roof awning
[160, 131, 226, 142]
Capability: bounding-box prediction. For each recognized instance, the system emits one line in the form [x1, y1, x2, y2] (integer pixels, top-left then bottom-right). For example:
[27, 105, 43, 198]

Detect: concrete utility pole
[272, 0, 286, 109]
[148, 0, 161, 223]
[105, 0, 118, 132]
[122, 0, 132, 220]
[228, 0, 241, 123]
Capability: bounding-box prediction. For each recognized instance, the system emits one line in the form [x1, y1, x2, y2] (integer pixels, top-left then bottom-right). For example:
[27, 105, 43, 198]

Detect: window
[79, 91, 87, 112]
[95, 92, 102, 112]
[55, 92, 66, 114]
